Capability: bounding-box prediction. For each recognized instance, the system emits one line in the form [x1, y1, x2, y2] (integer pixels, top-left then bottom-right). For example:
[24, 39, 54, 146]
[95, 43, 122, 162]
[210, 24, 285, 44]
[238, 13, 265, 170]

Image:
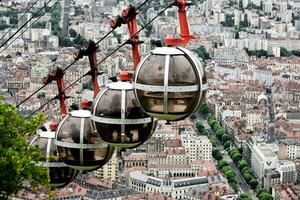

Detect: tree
[218, 159, 229, 169]
[37, 92, 46, 99]
[243, 172, 252, 183]
[280, 47, 292, 57]
[0, 99, 49, 198]
[74, 6, 84, 16]
[241, 167, 251, 174]
[224, 140, 232, 150]
[194, 46, 210, 60]
[221, 134, 231, 144]
[235, 31, 239, 39]
[59, 37, 73, 47]
[240, 193, 253, 200]
[224, 14, 234, 27]
[249, 178, 258, 189]
[196, 121, 204, 132]
[112, 31, 122, 43]
[256, 188, 269, 197]
[73, 34, 87, 47]
[214, 151, 223, 161]
[238, 159, 248, 171]
[69, 28, 77, 38]
[258, 192, 273, 200]
[31, 21, 46, 29]
[51, 4, 61, 36]
[199, 103, 209, 114]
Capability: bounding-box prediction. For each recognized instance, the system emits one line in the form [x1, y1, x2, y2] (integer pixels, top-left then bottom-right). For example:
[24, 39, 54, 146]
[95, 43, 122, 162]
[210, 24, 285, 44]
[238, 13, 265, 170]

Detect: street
[192, 112, 256, 197]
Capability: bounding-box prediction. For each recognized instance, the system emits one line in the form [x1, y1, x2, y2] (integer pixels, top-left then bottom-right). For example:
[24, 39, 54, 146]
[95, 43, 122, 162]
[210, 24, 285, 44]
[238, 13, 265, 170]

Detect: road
[266, 92, 275, 142]
[193, 112, 255, 196]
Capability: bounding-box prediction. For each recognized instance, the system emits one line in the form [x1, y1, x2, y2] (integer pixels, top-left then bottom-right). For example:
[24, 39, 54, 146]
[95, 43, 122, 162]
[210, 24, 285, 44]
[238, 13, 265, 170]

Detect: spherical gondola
[133, 46, 207, 121]
[55, 102, 114, 171]
[30, 121, 79, 188]
[91, 81, 157, 148]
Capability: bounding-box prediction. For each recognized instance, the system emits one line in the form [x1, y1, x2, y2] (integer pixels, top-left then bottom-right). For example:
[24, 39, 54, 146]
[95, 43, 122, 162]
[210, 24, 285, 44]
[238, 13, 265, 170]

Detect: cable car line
[0, 0, 40, 43]
[25, 0, 175, 119]
[94, 0, 174, 69]
[16, 0, 153, 108]
[0, 0, 55, 49]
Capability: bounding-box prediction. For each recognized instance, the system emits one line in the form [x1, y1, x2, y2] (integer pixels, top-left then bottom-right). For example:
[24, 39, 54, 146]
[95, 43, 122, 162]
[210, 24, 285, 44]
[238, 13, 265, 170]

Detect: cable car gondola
[30, 121, 79, 188]
[91, 81, 157, 148]
[55, 100, 115, 171]
[133, 46, 207, 121]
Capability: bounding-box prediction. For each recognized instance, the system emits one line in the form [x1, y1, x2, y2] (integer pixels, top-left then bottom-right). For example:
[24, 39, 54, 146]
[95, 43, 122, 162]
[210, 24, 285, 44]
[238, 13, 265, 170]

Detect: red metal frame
[74, 40, 100, 96]
[111, 5, 142, 70]
[165, 0, 195, 46]
[43, 67, 68, 116]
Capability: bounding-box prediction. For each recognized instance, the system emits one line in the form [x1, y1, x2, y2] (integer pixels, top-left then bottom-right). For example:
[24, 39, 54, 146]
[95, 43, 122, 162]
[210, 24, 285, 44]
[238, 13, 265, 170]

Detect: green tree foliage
[245, 48, 268, 58]
[0, 99, 49, 199]
[37, 92, 46, 99]
[238, 159, 248, 171]
[199, 103, 209, 114]
[83, 82, 93, 90]
[258, 192, 273, 200]
[218, 159, 229, 169]
[51, 4, 61, 36]
[256, 188, 269, 197]
[31, 21, 46, 29]
[291, 50, 300, 56]
[232, 152, 242, 163]
[112, 31, 122, 43]
[240, 193, 253, 200]
[69, 28, 77, 38]
[221, 134, 231, 144]
[194, 46, 210, 60]
[59, 36, 73, 47]
[223, 14, 234, 27]
[0, 9, 20, 25]
[280, 48, 292, 57]
[72, 34, 87, 48]
[224, 140, 232, 149]
[249, 178, 258, 189]
[74, 6, 84, 16]
[0, 24, 10, 30]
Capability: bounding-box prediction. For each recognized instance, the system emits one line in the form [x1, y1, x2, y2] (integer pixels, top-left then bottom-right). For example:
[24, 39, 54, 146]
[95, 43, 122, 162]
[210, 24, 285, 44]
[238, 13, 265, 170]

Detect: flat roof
[261, 148, 276, 157]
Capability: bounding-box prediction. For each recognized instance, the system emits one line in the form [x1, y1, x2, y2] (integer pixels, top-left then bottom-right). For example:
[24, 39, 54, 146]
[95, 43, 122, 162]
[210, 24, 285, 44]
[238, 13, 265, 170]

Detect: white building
[276, 160, 297, 184]
[253, 69, 273, 87]
[263, 1, 272, 13]
[181, 134, 212, 162]
[95, 151, 119, 182]
[251, 143, 279, 179]
[129, 171, 227, 199]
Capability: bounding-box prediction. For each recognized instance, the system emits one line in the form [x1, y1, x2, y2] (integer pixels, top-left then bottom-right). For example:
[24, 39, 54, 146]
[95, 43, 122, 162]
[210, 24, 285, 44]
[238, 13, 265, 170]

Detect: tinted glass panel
[124, 122, 153, 144]
[136, 90, 164, 114]
[49, 167, 78, 187]
[49, 139, 60, 162]
[167, 92, 198, 114]
[82, 119, 101, 144]
[31, 137, 48, 161]
[168, 55, 197, 86]
[57, 117, 81, 144]
[126, 90, 148, 119]
[137, 55, 165, 85]
[96, 123, 122, 143]
[95, 89, 122, 119]
[57, 146, 111, 168]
